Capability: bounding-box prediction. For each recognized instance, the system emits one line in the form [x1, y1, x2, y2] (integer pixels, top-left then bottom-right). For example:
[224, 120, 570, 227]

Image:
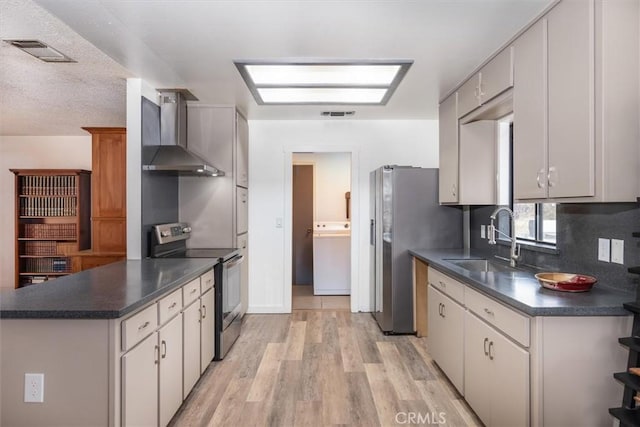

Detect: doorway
[291, 153, 351, 311]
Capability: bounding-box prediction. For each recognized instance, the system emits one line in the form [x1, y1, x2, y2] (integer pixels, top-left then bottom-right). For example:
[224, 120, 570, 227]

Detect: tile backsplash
[470, 203, 640, 294]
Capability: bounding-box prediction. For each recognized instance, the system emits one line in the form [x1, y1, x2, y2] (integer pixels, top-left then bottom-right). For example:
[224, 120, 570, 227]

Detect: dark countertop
[410, 248, 634, 317]
[0, 259, 218, 319]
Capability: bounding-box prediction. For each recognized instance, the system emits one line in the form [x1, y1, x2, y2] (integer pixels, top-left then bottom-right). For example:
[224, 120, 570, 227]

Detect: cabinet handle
[536, 169, 546, 189]
[483, 338, 489, 356]
[154, 345, 160, 365]
[488, 341, 495, 360]
[190, 288, 198, 294]
[161, 340, 167, 359]
[202, 304, 207, 319]
[451, 184, 456, 198]
[439, 281, 446, 288]
[198, 308, 202, 323]
[483, 308, 494, 316]
[548, 167, 557, 188]
[138, 321, 150, 331]
[441, 303, 445, 318]
[169, 302, 177, 310]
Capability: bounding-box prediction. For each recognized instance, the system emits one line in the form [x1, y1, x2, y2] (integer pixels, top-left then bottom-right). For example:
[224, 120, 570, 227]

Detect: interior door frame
[284, 146, 359, 313]
[291, 161, 316, 286]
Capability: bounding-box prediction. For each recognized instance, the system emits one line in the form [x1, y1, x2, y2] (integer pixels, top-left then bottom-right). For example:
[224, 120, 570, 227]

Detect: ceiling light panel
[245, 64, 401, 86]
[235, 60, 412, 105]
[258, 88, 387, 104]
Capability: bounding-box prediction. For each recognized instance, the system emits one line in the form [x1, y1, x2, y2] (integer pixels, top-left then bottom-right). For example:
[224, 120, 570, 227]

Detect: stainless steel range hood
[143, 89, 224, 177]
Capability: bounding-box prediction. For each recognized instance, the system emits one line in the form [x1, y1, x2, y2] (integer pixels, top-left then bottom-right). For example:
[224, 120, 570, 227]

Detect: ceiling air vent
[321, 111, 355, 117]
[3, 39, 76, 63]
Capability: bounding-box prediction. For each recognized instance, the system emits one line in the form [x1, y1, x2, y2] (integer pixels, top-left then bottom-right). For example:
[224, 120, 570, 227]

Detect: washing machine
[312, 221, 351, 295]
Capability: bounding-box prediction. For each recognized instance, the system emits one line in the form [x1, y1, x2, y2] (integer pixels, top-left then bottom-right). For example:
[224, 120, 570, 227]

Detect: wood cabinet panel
[92, 218, 126, 253]
[90, 130, 126, 218]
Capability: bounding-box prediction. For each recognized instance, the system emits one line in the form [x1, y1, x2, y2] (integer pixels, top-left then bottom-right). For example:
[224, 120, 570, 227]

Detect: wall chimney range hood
[143, 89, 224, 177]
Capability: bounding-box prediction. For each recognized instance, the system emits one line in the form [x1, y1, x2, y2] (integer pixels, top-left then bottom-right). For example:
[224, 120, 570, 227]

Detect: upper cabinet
[236, 113, 249, 188]
[458, 121, 496, 205]
[513, 0, 639, 202]
[457, 47, 514, 118]
[438, 94, 459, 204]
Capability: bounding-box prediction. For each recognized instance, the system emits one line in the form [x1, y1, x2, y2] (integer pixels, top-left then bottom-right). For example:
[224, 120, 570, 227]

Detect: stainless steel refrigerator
[370, 166, 462, 333]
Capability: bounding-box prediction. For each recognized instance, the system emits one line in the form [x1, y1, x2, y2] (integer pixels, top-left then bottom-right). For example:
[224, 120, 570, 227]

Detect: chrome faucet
[488, 207, 521, 267]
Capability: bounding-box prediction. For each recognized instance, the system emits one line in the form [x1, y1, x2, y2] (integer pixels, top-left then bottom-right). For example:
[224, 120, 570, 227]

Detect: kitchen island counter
[0, 258, 218, 319]
[410, 248, 634, 316]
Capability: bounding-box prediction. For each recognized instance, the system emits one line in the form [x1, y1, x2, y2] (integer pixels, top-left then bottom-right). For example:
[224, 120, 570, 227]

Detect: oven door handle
[225, 255, 245, 269]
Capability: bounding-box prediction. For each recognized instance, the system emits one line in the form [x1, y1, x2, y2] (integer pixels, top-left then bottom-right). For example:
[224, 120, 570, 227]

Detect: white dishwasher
[313, 221, 351, 295]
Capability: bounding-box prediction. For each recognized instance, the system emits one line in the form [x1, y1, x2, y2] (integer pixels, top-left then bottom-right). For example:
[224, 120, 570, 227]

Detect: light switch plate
[611, 239, 624, 264]
[598, 238, 610, 262]
[481, 225, 486, 239]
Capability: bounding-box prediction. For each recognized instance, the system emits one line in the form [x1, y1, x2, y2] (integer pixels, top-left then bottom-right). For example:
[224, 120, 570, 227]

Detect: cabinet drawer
[158, 288, 182, 325]
[201, 269, 215, 292]
[182, 277, 201, 306]
[428, 267, 465, 304]
[122, 304, 158, 351]
[465, 287, 530, 347]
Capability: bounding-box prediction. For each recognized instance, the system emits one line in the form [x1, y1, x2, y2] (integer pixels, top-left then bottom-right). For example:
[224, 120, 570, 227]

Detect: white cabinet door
[159, 314, 183, 427]
[491, 326, 529, 427]
[427, 286, 464, 394]
[200, 288, 215, 372]
[479, 47, 513, 103]
[183, 301, 201, 398]
[236, 112, 249, 188]
[464, 312, 492, 426]
[513, 18, 547, 200]
[459, 120, 496, 205]
[547, 0, 595, 198]
[122, 333, 158, 427]
[236, 187, 248, 235]
[457, 75, 480, 118]
[438, 94, 459, 204]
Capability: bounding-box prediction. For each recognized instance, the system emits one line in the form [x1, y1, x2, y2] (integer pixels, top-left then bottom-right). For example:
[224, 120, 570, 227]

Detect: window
[498, 118, 556, 246]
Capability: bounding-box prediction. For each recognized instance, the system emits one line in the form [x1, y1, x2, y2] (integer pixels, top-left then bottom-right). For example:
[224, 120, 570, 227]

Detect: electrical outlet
[275, 217, 283, 228]
[24, 373, 44, 403]
[611, 239, 624, 264]
[598, 238, 610, 262]
[481, 225, 486, 239]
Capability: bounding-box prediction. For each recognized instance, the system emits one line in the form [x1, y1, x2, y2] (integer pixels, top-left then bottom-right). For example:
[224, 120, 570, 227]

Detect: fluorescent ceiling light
[235, 60, 412, 105]
[258, 88, 387, 104]
[3, 40, 76, 63]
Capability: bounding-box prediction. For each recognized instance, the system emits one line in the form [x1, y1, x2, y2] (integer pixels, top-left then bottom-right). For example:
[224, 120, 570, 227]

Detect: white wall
[292, 152, 351, 222]
[248, 120, 438, 313]
[0, 136, 92, 289]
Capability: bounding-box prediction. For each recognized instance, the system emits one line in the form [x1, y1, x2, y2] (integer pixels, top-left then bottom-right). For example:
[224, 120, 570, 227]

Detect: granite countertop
[0, 258, 218, 319]
[410, 248, 634, 316]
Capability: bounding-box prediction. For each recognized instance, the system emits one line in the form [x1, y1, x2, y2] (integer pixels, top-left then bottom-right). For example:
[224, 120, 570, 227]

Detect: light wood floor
[292, 285, 350, 310]
[170, 311, 481, 426]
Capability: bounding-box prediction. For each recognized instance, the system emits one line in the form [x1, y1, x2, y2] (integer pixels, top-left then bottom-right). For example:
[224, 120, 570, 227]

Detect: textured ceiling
[0, 0, 131, 136]
[1, 0, 553, 135]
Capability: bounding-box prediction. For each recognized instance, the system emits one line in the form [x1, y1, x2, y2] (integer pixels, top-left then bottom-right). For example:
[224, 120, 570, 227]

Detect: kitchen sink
[444, 258, 519, 273]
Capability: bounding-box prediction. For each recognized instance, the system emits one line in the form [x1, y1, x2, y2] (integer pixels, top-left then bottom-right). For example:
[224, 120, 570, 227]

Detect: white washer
[313, 221, 351, 295]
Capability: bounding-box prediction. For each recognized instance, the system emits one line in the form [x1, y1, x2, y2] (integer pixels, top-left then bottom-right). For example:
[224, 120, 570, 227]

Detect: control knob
[160, 231, 170, 237]
[182, 226, 192, 233]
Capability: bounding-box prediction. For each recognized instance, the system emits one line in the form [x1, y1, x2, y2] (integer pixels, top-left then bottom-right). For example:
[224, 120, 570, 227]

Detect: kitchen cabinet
[457, 47, 513, 118]
[237, 233, 249, 316]
[427, 285, 464, 394]
[513, 0, 639, 202]
[438, 93, 458, 204]
[236, 113, 249, 188]
[159, 314, 183, 427]
[121, 333, 159, 427]
[237, 187, 248, 235]
[200, 287, 215, 373]
[183, 298, 201, 397]
[464, 311, 529, 427]
[458, 120, 496, 205]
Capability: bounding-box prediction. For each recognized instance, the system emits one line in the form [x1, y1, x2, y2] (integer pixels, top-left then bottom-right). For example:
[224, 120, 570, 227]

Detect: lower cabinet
[464, 311, 529, 427]
[183, 300, 201, 397]
[122, 332, 159, 426]
[200, 288, 215, 373]
[427, 285, 464, 393]
[159, 315, 184, 427]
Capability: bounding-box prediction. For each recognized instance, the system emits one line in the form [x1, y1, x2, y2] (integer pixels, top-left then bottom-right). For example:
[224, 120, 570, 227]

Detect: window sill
[497, 238, 559, 255]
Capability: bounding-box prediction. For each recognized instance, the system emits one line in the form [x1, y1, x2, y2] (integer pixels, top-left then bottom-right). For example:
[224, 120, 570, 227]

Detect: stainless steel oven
[149, 222, 242, 360]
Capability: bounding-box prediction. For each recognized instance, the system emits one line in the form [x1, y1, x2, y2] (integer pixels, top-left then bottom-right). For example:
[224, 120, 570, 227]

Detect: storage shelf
[620, 337, 640, 353]
[609, 407, 640, 426]
[614, 372, 640, 392]
[20, 216, 78, 219]
[19, 195, 77, 198]
[19, 272, 70, 276]
[19, 255, 72, 258]
[18, 238, 77, 241]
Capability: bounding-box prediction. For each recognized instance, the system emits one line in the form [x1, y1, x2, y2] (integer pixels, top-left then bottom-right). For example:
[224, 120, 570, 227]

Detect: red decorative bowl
[534, 272, 597, 292]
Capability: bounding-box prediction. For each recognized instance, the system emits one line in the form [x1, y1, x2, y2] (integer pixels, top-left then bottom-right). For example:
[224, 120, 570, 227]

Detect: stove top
[157, 247, 239, 261]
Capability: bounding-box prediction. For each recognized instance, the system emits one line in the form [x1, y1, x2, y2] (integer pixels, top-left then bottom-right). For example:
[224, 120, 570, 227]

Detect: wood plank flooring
[169, 311, 481, 427]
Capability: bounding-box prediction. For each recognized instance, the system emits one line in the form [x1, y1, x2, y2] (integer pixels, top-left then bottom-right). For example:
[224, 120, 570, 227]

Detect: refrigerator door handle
[370, 219, 375, 245]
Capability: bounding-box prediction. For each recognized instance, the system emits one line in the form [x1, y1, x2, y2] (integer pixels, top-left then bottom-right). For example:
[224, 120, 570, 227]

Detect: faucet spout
[488, 207, 521, 268]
